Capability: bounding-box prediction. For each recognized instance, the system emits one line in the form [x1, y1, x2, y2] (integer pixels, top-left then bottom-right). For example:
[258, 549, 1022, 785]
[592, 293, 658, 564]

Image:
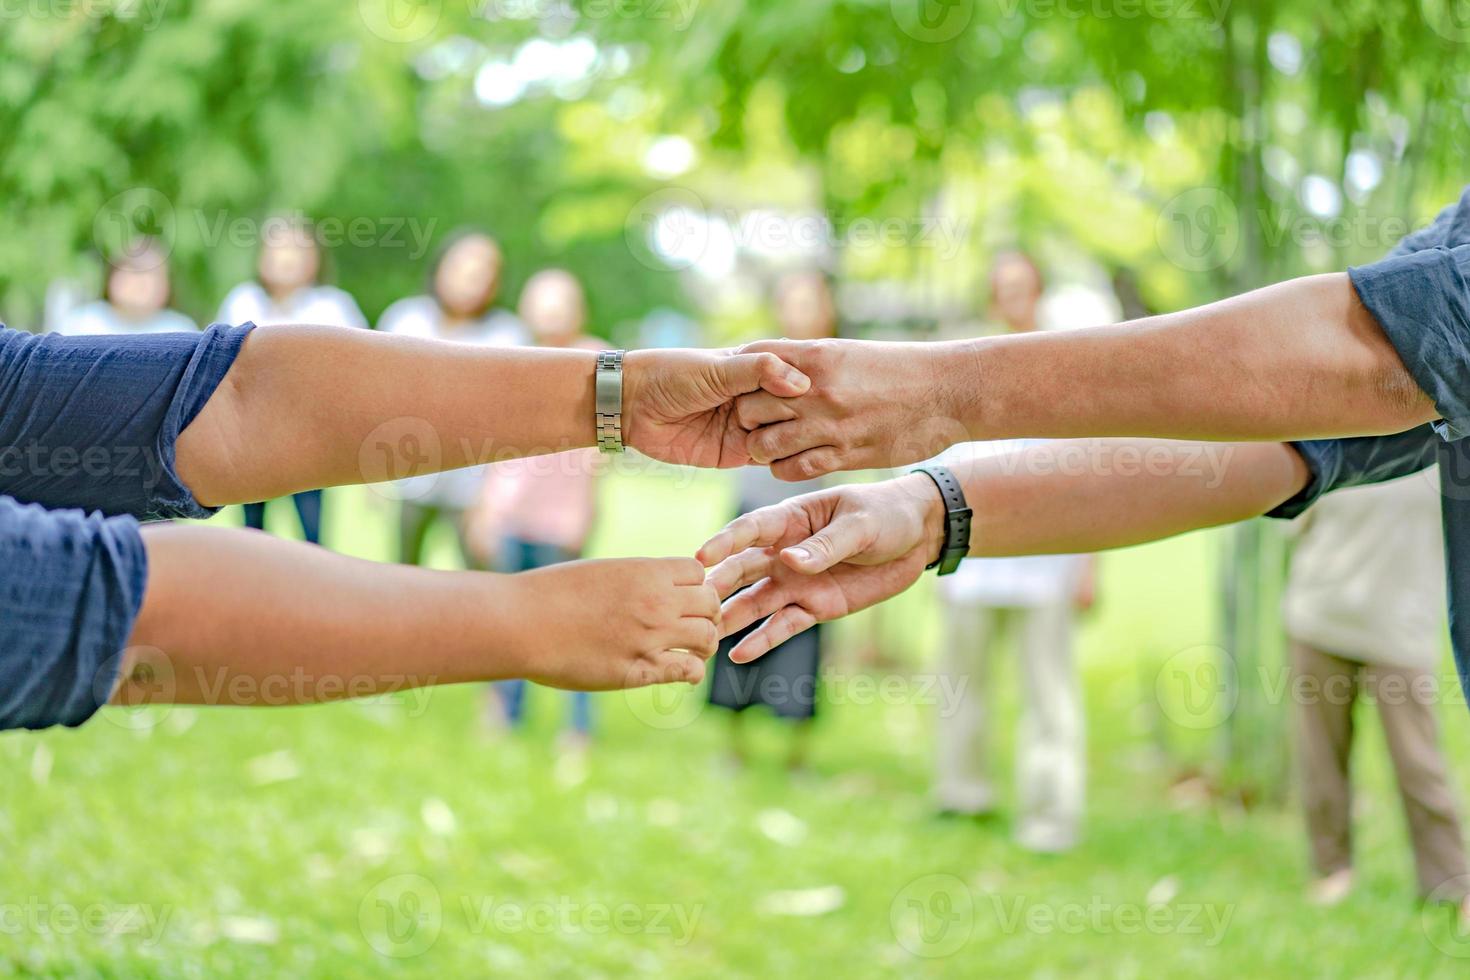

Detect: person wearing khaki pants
[1283, 470, 1470, 916]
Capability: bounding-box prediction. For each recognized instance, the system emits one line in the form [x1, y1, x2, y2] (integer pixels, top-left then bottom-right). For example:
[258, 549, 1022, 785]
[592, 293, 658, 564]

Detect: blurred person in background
[708, 270, 837, 771]
[934, 252, 1096, 852]
[1283, 471, 1470, 919]
[218, 217, 367, 546]
[379, 230, 527, 568]
[59, 239, 196, 336]
[464, 268, 603, 748]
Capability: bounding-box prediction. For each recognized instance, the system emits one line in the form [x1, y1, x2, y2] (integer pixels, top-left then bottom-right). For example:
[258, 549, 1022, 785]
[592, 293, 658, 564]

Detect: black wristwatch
[911, 465, 972, 576]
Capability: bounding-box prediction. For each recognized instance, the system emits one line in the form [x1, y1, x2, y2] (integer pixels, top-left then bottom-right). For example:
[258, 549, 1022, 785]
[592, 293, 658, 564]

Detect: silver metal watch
[595, 349, 625, 453]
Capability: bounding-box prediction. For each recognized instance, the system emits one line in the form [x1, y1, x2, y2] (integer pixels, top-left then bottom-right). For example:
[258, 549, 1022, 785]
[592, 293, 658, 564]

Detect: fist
[503, 556, 721, 690]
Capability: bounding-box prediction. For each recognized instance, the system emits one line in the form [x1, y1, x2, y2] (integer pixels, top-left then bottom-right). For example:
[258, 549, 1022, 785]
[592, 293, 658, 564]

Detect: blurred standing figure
[1283, 472, 1470, 918]
[935, 252, 1096, 853]
[60, 240, 196, 336]
[708, 271, 836, 771]
[463, 269, 602, 746]
[379, 231, 527, 567]
[218, 218, 367, 546]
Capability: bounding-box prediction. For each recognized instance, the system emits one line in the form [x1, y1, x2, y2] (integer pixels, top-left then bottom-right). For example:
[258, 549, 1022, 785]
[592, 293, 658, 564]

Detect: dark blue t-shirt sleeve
[1267, 424, 1441, 519]
[1346, 185, 1470, 441]
[0, 495, 148, 730]
[0, 323, 254, 520]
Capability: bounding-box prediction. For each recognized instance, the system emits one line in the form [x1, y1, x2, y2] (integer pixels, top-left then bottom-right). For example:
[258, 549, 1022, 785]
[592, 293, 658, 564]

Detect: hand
[623, 348, 811, 468]
[696, 475, 946, 663]
[503, 557, 722, 690]
[731, 338, 971, 480]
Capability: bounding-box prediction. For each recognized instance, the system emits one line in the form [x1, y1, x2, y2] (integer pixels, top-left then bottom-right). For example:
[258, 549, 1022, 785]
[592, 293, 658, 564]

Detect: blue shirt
[0, 324, 251, 729]
[1269, 187, 1470, 700]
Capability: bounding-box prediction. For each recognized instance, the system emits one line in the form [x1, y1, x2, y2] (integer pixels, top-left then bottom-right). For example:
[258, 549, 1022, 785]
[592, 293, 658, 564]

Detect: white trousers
[935, 600, 1085, 851]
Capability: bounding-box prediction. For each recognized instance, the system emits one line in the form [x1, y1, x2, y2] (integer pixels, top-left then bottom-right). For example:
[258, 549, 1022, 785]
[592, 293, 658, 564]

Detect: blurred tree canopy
[1, 0, 1465, 336]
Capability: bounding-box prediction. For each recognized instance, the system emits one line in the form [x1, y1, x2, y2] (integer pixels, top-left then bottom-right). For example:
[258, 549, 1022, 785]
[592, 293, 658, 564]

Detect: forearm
[947, 439, 1309, 556]
[175, 326, 600, 507]
[953, 273, 1433, 442]
[116, 523, 529, 706]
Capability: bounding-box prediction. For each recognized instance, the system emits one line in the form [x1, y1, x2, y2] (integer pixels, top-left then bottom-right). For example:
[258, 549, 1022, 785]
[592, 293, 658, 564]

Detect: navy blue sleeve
[0, 323, 254, 521]
[0, 495, 148, 730]
[1267, 425, 1441, 520]
[1346, 185, 1470, 441]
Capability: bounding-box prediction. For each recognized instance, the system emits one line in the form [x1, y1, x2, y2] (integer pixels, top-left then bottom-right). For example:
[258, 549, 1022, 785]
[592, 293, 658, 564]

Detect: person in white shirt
[217, 218, 367, 545]
[934, 253, 1097, 853]
[377, 230, 528, 568]
[59, 239, 197, 337]
[1283, 471, 1470, 917]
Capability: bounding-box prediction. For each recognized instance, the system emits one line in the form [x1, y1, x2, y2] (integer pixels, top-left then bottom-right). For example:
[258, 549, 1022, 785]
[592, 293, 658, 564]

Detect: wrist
[619, 349, 649, 452]
[932, 339, 986, 442]
[897, 472, 948, 566]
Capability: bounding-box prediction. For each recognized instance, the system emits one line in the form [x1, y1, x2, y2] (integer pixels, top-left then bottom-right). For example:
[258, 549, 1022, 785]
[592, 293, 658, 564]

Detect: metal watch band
[595, 349, 625, 453]
[911, 465, 972, 576]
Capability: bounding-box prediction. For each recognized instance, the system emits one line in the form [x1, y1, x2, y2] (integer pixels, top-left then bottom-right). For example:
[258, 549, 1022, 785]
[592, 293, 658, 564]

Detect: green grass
[3, 469, 1470, 977]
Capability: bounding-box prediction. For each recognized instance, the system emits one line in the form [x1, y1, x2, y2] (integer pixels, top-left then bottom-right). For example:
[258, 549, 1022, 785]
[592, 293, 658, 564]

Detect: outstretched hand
[695, 475, 946, 663]
[624, 348, 811, 468]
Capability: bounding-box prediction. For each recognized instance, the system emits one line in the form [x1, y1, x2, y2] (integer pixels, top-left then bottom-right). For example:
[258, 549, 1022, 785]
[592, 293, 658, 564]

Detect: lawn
[3, 467, 1469, 977]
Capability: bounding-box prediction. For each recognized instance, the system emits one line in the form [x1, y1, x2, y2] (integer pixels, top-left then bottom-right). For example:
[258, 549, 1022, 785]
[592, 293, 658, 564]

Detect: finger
[678, 582, 721, 620]
[729, 605, 819, 664]
[657, 650, 707, 686]
[670, 617, 720, 659]
[719, 351, 810, 399]
[720, 576, 787, 637]
[697, 508, 790, 565]
[705, 547, 777, 601]
[748, 420, 827, 466]
[735, 391, 798, 431]
[770, 447, 845, 482]
[662, 556, 708, 586]
[780, 513, 871, 574]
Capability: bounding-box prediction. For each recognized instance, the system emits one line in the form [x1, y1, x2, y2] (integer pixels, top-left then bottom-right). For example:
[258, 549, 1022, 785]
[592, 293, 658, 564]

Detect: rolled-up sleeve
[0, 495, 148, 730]
[1267, 424, 1441, 519]
[0, 323, 254, 520]
[1349, 244, 1470, 441]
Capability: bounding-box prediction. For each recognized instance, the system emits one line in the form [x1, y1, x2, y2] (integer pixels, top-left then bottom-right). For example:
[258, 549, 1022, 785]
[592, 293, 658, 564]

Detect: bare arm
[698, 440, 1306, 661]
[175, 325, 809, 506]
[114, 524, 721, 707]
[735, 274, 1433, 480]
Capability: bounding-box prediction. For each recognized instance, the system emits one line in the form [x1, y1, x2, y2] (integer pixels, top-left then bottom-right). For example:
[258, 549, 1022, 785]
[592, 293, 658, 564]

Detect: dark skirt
[708, 619, 821, 720]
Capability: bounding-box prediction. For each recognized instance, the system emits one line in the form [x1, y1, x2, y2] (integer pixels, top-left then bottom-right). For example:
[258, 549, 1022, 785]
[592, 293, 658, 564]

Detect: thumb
[718, 351, 810, 398]
[780, 513, 870, 574]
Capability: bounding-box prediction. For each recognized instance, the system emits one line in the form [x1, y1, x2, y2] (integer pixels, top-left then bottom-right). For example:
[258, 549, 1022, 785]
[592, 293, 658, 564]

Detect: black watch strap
[911, 465, 972, 576]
